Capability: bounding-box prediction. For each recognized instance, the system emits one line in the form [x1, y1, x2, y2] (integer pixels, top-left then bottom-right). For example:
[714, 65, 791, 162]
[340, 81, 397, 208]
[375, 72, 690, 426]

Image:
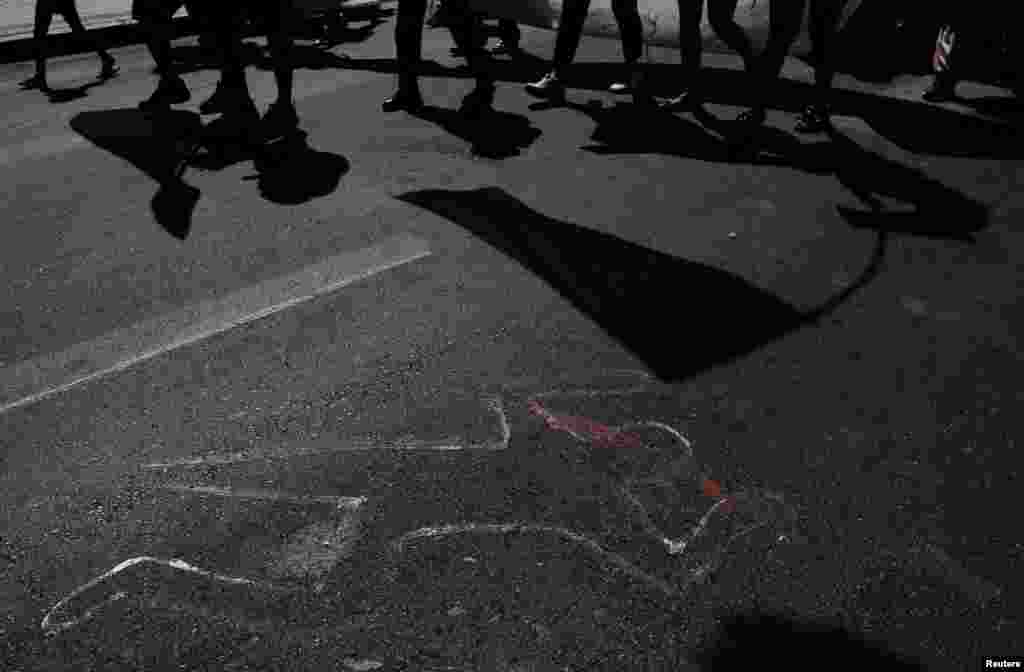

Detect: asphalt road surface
[1, 6, 1022, 671]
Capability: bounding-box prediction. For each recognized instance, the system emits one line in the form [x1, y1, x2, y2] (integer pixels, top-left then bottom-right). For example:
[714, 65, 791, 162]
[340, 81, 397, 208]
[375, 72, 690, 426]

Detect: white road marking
[0, 234, 432, 415]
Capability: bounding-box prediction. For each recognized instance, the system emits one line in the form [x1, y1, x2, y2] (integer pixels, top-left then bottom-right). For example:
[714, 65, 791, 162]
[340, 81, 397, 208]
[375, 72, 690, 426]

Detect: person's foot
[459, 82, 495, 118]
[525, 71, 565, 100]
[98, 54, 118, 80]
[922, 80, 957, 103]
[139, 75, 191, 112]
[260, 101, 300, 141]
[735, 107, 766, 126]
[199, 81, 250, 115]
[19, 73, 48, 91]
[658, 89, 701, 111]
[488, 38, 520, 56]
[794, 104, 831, 134]
[382, 86, 424, 112]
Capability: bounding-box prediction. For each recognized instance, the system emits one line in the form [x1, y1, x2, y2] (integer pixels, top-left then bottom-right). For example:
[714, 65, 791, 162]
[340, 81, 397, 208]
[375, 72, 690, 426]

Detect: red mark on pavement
[528, 400, 644, 450]
[701, 477, 722, 500]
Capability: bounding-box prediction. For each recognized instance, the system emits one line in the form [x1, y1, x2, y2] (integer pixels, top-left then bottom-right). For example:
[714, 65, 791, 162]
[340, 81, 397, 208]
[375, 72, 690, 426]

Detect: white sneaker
[525, 72, 565, 99]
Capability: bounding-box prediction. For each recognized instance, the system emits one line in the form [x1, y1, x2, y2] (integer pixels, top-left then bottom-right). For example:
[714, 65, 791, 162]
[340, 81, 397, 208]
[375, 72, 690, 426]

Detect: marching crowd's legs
[385, 0, 495, 115]
[738, 0, 842, 133]
[20, 0, 118, 91]
[527, 0, 649, 104]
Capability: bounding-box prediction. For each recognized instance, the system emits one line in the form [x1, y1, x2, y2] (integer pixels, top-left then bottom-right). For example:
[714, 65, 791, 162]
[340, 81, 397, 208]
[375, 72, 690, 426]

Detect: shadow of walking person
[408, 104, 542, 159]
[241, 133, 350, 205]
[69, 108, 203, 240]
[692, 611, 928, 671]
[825, 126, 990, 242]
[396, 187, 883, 383]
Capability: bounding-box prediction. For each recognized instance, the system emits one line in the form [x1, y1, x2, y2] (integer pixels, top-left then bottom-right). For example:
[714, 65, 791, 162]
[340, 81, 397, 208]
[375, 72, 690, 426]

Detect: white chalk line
[161, 484, 367, 509]
[40, 556, 281, 636]
[143, 437, 508, 469]
[391, 522, 680, 599]
[0, 234, 432, 416]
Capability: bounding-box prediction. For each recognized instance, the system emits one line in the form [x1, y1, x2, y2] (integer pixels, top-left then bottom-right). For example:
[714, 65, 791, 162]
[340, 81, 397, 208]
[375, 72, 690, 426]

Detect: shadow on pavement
[692, 611, 927, 671]
[396, 187, 884, 383]
[408, 104, 542, 159]
[328, 50, 1021, 160]
[564, 100, 989, 242]
[40, 77, 112, 104]
[70, 107, 348, 239]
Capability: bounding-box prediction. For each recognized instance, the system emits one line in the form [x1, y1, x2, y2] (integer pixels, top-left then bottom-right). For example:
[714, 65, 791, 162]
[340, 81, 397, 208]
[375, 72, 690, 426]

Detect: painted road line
[141, 395, 509, 469]
[0, 234, 432, 415]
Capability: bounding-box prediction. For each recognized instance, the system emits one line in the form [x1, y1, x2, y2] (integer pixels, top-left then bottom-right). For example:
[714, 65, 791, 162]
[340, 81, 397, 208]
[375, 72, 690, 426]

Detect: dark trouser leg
[707, 0, 755, 69]
[31, 3, 55, 77]
[143, 11, 177, 77]
[551, 0, 591, 73]
[448, 7, 493, 88]
[675, 0, 703, 82]
[395, 0, 428, 88]
[498, 18, 520, 45]
[265, 0, 295, 107]
[62, 5, 113, 62]
[752, 0, 806, 111]
[808, 0, 841, 104]
[611, 0, 643, 65]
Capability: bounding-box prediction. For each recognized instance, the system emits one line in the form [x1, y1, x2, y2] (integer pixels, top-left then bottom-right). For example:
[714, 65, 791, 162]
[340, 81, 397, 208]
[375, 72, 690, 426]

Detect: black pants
[395, 0, 491, 85]
[497, 18, 520, 45]
[676, 0, 756, 77]
[755, 0, 846, 106]
[551, 0, 643, 70]
[33, 0, 112, 73]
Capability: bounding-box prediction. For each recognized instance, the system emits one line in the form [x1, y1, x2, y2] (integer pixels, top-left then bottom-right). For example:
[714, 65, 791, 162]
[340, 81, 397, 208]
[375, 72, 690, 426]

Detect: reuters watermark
[984, 658, 1023, 669]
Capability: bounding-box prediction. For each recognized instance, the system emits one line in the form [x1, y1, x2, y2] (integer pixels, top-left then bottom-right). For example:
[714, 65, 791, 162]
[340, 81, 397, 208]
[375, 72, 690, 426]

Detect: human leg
[383, 0, 428, 111]
[60, 1, 118, 78]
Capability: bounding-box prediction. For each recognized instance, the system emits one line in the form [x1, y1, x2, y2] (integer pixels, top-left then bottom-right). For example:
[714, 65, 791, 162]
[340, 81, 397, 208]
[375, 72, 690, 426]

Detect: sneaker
[260, 102, 300, 141]
[382, 87, 424, 112]
[19, 73, 48, 91]
[139, 75, 191, 112]
[488, 38, 520, 56]
[922, 81, 956, 103]
[199, 81, 249, 115]
[794, 104, 831, 134]
[525, 72, 564, 100]
[659, 89, 701, 111]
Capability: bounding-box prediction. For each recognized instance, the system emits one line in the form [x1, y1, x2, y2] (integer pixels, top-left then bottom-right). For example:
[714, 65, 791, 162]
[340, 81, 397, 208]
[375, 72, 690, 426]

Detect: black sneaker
[382, 87, 424, 112]
[139, 76, 191, 112]
[922, 81, 957, 103]
[19, 73, 48, 91]
[488, 39, 520, 56]
[794, 104, 831, 134]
